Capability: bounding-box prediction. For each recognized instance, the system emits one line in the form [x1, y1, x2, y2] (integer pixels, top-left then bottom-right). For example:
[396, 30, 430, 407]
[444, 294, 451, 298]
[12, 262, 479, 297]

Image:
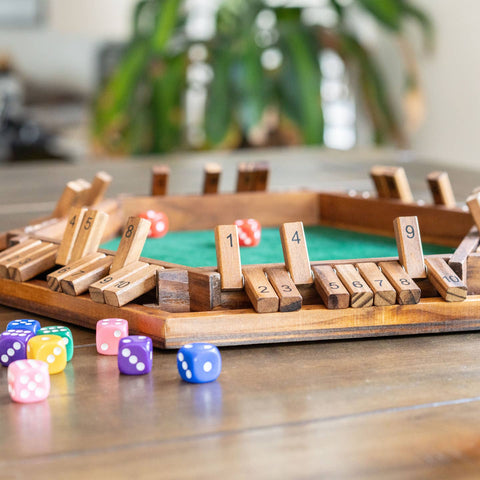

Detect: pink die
[8, 359, 50, 403]
[96, 318, 129, 355]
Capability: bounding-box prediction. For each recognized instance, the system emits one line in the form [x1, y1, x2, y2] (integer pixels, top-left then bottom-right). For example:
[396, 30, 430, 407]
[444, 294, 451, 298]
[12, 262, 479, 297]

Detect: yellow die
[27, 335, 67, 374]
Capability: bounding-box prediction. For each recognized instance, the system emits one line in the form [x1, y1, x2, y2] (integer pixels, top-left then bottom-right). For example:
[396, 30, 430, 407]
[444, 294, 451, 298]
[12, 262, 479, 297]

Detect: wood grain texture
[356, 262, 396, 306]
[69, 210, 109, 262]
[85, 171, 112, 206]
[427, 170, 456, 207]
[51, 180, 85, 218]
[425, 257, 467, 302]
[312, 265, 350, 309]
[378, 261, 421, 305]
[449, 226, 479, 280]
[383, 166, 414, 203]
[370, 165, 392, 198]
[55, 207, 87, 266]
[280, 222, 313, 285]
[188, 270, 221, 312]
[0, 242, 53, 279]
[215, 225, 243, 290]
[394, 216, 426, 278]
[156, 268, 189, 312]
[334, 264, 373, 308]
[265, 266, 302, 312]
[8, 244, 58, 282]
[243, 266, 279, 313]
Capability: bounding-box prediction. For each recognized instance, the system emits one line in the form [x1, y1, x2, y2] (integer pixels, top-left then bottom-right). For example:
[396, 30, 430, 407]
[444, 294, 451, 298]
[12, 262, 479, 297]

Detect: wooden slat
[236, 162, 256, 192]
[0, 241, 51, 279]
[356, 262, 396, 306]
[8, 244, 58, 282]
[370, 165, 392, 198]
[448, 226, 479, 281]
[265, 267, 302, 312]
[378, 261, 421, 305]
[51, 180, 85, 218]
[71, 179, 92, 207]
[253, 162, 269, 191]
[47, 252, 107, 292]
[467, 193, 480, 231]
[110, 217, 150, 273]
[394, 216, 426, 278]
[60, 256, 113, 296]
[215, 225, 243, 290]
[85, 171, 112, 206]
[69, 210, 109, 262]
[188, 270, 221, 312]
[243, 267, 279, 313]
[383, 167, 414, 203]
[89, 261, 149, 304]
[203, 162, 221, 194]
[425, 257, 467, 302]
[334, 264, 373, 308]
[427, 171, 456, 208]
[280, 222, 313, 285]
[0, 238, 42, 263]
[312, 265, 349, 309]
[151, 165, 170, 196]
[156, 268, 189, 313]
[55, 207, 87, 266]
[103, 264, 159, 307]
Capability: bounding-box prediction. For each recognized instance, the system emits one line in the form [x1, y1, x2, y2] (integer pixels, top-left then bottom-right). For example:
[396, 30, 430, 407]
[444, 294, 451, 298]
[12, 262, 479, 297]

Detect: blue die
[177, 343, 221, 384]
[7, 319, 41, 334]
[0, 329, 35, 366]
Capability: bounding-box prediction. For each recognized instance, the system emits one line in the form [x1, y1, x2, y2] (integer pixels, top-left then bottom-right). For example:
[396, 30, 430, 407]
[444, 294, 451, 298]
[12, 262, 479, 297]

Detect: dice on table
[177, 343, 221, 384]
[0, 329, 35, 366]
[118, 335, 153, 375]
[38, 326, 74, 362]
[96, 318, 129, 355]
[27, 335, 67, 374]
[138, 210, 169, 238]
[7, 319, 41, 334]
[234, 219, 261, 247]
[8, 359, 50, 403]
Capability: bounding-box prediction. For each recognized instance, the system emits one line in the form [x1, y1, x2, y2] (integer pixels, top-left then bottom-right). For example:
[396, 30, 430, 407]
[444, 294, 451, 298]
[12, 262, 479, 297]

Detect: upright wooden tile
[243, 267, 279, 313]
[370, 166, 391, 198]
[55, 207, 87, 266]
[334, 264, 373, 308]
[103, 264, 160, 307]
[85, 171, 112, 206]
[203, 162, 221, 194]
[378, 261, 421, 305]
[89, 261, 149, 303]
[425, 257, 467, 302]
[69, 210, 109, 262]
[47, 252, 106, 292]
[448, 226, 479, 280]
[236, 162, 256, 192]
[188, 270, 222, 312]
[110, 217, 151, 273]
[60, 256, 113, 296]
[265, 266, 302, 312]
[52, 181, 85, 218]
[466, 193, 480, 231]
[383, 167, 414, 203]
[393, 216, 426, 278]
[151, 165, 170, 196]
[8, 244, 58, 282]
[427, 171, 456, 208]
[312, 265, 349, 309]
[356, 262, 396, 306]
[253, 162, 269, 191]
[156, 269, 190, 313]
[215, 225, 243, 290]
[280, 222, 313, 285]
[72, 179, 92, 207]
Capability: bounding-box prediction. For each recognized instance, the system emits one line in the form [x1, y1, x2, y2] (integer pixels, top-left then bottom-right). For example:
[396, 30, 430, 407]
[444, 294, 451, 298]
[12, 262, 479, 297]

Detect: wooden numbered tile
[110, 217, 151, 273]
[60, 256, 113, 296]
[393, 216, 426, 278]
[8, 244, 58, 282]
[85, 171, 112, 206]
[449, 226, 479, 280]
[356, 262, 396, 306]
[51, 180, 85, 218]
[383, 167, 414, 203]
[253, 162, 269, 191]
[370, 166, 391, 198]
[215, 225, 243, 290]
[312, 265, 349, 309]
[242, 267, 279, 313]
[427, 171, 456, 208]
[47, 252, 106, 292]
[236, 162, 256, 192]
[466, 193, 480, 230]
[378, 261, 421, 305]
[71, 179, 92, 207]
[151, 165, 170, 196]
[280, 222, 313, 285]
[55, 207, 87, 266]
[265, 267, 302, 312]
[425, 257, 467, 302]
[69, 210, 109, 262]
[0, 240, 48, 278]
[103, 264, 160, 307]
[203, 162, 221, 194]
[89, 261, 149, 303]
[188, 270, 222, 312]
[334, 264, 373, 308]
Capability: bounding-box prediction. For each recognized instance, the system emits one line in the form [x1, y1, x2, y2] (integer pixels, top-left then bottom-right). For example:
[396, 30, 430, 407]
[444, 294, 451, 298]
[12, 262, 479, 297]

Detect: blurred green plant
[92, 0, 432, 155]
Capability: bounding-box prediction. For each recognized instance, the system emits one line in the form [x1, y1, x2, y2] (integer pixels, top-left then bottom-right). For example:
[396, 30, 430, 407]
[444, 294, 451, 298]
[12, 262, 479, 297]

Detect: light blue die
[7, 319, 41, 335]
[177, 343, 221, 384]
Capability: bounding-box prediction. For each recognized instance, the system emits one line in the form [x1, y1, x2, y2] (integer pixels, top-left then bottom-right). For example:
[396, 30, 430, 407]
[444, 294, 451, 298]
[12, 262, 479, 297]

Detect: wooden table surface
[1, 148, 480, 479]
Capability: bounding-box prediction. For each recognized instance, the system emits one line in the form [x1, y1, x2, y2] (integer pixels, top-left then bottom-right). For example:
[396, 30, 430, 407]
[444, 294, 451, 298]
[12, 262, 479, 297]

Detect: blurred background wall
[0, 0, 477, 167]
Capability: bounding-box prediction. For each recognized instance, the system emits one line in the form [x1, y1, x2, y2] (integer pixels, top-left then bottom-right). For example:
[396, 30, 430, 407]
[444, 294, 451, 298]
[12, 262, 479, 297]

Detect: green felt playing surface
[101, 225, 453, 268]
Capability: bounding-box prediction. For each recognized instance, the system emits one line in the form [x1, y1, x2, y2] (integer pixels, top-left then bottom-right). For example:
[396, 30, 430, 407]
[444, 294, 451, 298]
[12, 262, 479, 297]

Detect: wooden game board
[1, 166, 480, 349]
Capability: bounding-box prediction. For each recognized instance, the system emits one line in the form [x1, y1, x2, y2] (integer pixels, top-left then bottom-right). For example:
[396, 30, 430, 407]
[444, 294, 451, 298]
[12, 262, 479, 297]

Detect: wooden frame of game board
[1, 189, 480, 349]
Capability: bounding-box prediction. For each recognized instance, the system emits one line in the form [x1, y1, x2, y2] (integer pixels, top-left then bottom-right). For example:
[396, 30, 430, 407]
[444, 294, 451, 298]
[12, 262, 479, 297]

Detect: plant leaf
[357, 0, 402, 31]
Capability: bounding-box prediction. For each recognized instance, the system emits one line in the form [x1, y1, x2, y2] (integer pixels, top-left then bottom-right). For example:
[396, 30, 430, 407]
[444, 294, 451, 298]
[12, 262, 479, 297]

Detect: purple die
[117, 336, 152, 375]
[177, 343, 221, 384]
[0, 330, 35, 366]
[7, 319, 41, 334]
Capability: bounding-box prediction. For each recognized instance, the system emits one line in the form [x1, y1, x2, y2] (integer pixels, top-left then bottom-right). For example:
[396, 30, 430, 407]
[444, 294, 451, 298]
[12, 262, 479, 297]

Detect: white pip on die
[96, 318, 129, 355]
